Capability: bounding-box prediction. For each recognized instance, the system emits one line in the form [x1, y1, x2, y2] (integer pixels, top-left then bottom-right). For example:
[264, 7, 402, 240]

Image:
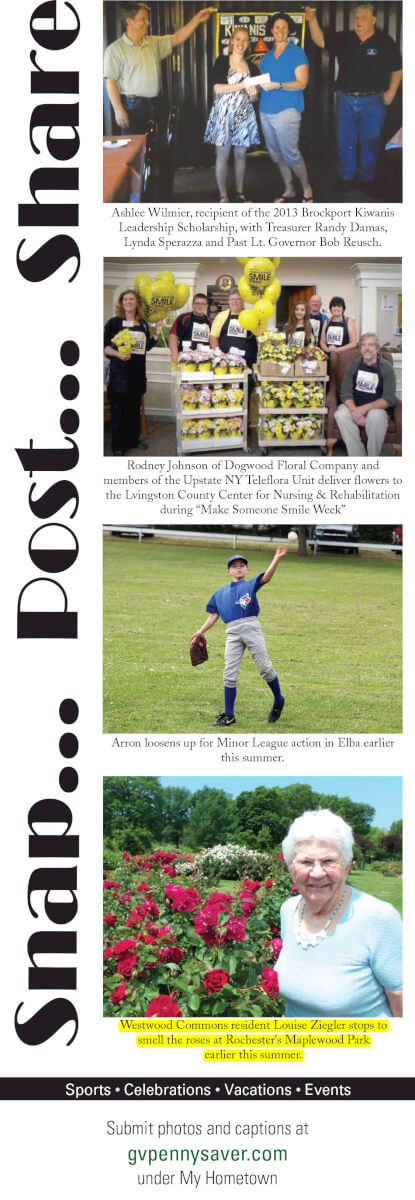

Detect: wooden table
[103, 135, 147, 203]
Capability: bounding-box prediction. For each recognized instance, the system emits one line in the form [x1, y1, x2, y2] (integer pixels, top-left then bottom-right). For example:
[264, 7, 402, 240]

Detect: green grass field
[219, 872, 402, 913]
[348, 869, 402, 914]
[103, 536, 402, 733]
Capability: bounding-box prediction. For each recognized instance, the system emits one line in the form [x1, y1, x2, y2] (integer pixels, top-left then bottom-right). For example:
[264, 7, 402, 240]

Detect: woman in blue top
[275, 809, 402, 1018]
[259, 12, 312, 203]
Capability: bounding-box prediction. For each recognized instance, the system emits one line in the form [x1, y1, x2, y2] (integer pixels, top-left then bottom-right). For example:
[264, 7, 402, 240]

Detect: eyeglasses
[293, 858, 343, 871]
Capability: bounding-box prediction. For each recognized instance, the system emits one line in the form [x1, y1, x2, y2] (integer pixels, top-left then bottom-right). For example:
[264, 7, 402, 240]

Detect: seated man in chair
[335, 332, 396, 456]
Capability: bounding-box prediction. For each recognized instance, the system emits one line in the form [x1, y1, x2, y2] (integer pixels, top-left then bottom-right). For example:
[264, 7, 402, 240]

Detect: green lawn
[348, 869, 402, 915]
[218, 871, 402, 915]
[103, 536, 402, 733]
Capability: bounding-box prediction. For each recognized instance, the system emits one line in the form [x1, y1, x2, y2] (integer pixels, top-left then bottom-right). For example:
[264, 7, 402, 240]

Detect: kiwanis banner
[2, 1, 414, 1198]
[215, 9, 306, 58]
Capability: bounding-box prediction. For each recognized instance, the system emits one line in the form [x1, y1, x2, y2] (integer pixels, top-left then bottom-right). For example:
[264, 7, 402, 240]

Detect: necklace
[296, 884, 347, 950]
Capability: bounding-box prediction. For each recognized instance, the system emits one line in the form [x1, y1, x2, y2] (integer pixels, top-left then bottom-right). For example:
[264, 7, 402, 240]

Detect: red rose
[164, 885, 201, 913]
[123, 851, 129, 861]
[146, 923, 174, 939]
[145, 995, 182, 1017]
[203, 970, 229, 993]
[104, 914, 117, 926]
[290, 885, 298, 894]
[279, 852, 284, 860]
[194, 905, 220, 946]
[261, 967, 279, 998]
[110, 983, 127, 1004]
[158, 946, 184, 963]
[242, 900, 256, 918]
[268, 937, 282, 960]
[113, 938, 137, 957]
[151, 852, 177, 864]
[242, 879, 261, 892]
[224, 916, 247, 943]
[103, 880, 120, 890]
[207, 892, 233, 908]
[104, 947, 113, 959]
[117, 953, 137, 977]
[265, 879, 273, 889]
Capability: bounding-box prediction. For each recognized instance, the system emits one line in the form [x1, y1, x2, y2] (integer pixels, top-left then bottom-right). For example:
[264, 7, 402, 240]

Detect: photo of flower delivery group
[104, 255, 402, 458]
[103, 524, 402, 734]
[103, 775, 402, 1019]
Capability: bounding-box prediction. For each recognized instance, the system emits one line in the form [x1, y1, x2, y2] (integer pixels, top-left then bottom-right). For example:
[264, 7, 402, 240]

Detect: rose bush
[103, 847, 293, 1017]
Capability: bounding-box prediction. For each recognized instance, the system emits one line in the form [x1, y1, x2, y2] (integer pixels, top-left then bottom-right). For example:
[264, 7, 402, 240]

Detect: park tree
[103, 777, 165, 849]
[325, 796, 374, 839]
[233, 783, 323, 847]
[161, 786, 195, 847]
[378, 832, 402, 859]
[185, 787, 233, 848]
[294, 526, 308, 556]
[233, 785, 375, 850]
[389, 819, 402, 837]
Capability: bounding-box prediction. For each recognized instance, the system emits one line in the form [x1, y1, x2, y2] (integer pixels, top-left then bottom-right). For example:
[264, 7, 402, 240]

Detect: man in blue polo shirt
[305, 4, 402, 186]
[191, 546, 287, 727]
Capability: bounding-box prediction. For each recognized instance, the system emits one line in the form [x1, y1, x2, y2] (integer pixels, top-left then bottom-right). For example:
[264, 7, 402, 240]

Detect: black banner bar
[0, 1078, 414, 1100]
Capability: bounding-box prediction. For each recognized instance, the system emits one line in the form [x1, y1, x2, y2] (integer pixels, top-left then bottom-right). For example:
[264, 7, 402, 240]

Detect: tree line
[103, 777, 401, 861]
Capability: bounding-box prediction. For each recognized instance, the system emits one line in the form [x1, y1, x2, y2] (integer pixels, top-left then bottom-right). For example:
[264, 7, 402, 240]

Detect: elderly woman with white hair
[275, 809, 402, 1018]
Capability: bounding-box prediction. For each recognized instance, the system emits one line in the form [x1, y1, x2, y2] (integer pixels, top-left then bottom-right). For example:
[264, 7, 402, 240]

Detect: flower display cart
[255, 336, 328, 451]
[174, 349, 249, 454]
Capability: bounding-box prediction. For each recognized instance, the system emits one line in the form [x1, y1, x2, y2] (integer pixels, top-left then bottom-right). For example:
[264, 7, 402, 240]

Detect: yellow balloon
[254, 298, 274, 321]
[138, 281, 152, 307]
[174, 282, 190, 308]
[238, 309, 260, 333]
[244, 257, 274, 294]
[238, 276, 255, 303]
[264, 279, 281, 304]
[155, 270, 175, 285]
[236, 257, 249, 264]
[272, 257, 281, 269]
[147, 306, 168, 322]
[134, 272, 152, 295]
[150, 279, 176, 311]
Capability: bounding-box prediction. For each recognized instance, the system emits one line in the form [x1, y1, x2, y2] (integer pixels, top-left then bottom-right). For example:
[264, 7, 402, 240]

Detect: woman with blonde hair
[104, 289, 162, 456]
[204, 25, 261, 202]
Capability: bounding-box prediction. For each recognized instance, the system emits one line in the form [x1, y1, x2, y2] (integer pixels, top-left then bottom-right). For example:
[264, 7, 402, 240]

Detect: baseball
[287, 530, 298, 543]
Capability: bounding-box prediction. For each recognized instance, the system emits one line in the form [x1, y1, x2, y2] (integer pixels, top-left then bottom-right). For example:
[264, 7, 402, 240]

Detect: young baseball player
[191, 546, 287, 727]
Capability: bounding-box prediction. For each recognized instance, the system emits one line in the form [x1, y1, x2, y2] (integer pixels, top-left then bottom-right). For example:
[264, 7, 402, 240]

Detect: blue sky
[160, 776, 402, 829]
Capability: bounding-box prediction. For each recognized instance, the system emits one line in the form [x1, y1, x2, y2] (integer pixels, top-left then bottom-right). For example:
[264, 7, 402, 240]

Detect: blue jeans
[120, 94, 162, 135]
[336, 92, 385, 182]
[260, 109, 309, 193]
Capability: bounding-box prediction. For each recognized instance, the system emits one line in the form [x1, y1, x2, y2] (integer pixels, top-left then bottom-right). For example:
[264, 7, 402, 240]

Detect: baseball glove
[190, 634, 208, 666]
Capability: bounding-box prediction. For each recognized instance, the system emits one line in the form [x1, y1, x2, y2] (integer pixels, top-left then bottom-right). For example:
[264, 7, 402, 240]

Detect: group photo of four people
[103, 1, 402, 202]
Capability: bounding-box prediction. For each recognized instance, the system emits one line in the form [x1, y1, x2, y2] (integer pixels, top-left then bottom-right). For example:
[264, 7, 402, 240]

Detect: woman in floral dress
[204, 26, 261, 202]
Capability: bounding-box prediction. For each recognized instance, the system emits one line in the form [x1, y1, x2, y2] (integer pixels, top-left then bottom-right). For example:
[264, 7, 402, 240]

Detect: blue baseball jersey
[206, 572, 266, 623]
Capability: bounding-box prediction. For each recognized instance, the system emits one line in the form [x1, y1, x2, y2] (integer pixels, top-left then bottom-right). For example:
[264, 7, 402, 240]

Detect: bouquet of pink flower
[178, 349, 197, 372]
[296, 344, 326, 361]
[194, 347, 214, 371]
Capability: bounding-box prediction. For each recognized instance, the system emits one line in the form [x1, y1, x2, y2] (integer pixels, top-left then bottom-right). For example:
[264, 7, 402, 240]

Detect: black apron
[219, 313, 257, 366]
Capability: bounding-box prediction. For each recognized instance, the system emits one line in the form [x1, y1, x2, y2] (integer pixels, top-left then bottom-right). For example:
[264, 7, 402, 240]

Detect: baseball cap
[227, 555, 248, 568]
